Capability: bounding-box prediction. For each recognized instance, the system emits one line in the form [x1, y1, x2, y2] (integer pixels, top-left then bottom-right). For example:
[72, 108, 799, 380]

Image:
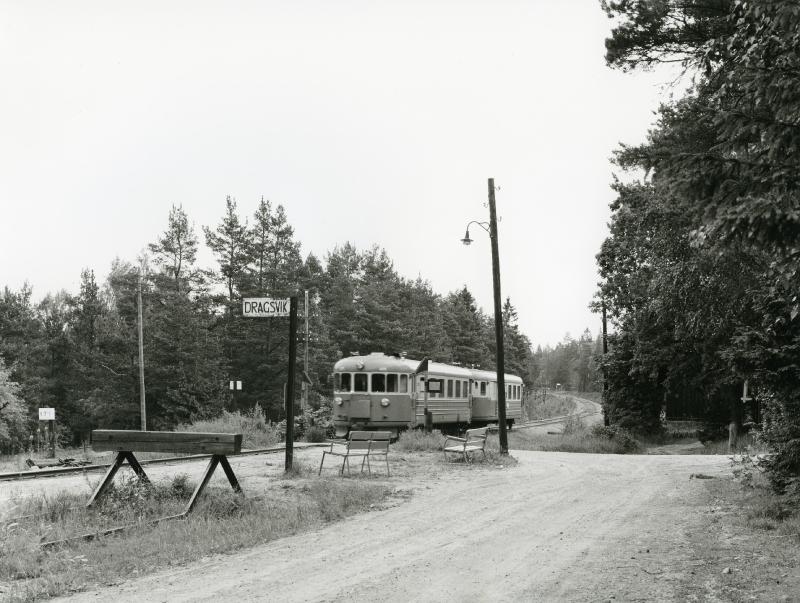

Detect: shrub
[179, 404, 281, 449]
[304, 425, 328, 443]
[395, 429, 444, 452]
[589, 424, 641, 453]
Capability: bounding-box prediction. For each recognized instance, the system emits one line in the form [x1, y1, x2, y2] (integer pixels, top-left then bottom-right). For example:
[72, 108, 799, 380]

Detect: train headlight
[380, 398, 390, 407]
[335, 397, 343, 405]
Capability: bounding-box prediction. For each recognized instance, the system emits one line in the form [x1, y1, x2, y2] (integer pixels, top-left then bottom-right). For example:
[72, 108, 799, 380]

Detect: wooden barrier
[87, 430, 243, 514]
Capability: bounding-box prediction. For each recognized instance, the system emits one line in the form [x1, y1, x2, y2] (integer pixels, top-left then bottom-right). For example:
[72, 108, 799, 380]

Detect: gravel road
[56, 447, 732, 602]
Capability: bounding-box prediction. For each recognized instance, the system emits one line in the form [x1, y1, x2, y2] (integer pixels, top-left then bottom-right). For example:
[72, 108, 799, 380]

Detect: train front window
[336, 373, 351, 392]
[354, 373, 368, 392]
[386, 374, 398, 392]
[372, 374, 386, 392]
[480, 382, 486, 396]
[455, 381, 461, 398]
[399, 374, 408, 392]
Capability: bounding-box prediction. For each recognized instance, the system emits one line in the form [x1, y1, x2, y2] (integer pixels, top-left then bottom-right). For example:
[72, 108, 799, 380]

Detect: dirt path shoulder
[57, 450, 733, 603]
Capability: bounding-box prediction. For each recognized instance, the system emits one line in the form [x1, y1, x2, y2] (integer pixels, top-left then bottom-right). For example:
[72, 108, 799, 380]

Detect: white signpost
[242, 298, 291, 317]
[38, 408, 55, 421]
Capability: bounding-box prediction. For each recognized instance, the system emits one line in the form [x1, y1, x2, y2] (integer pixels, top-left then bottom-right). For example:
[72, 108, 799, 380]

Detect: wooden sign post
[38, 408, 56, 458]
[243, 296, 298, 471]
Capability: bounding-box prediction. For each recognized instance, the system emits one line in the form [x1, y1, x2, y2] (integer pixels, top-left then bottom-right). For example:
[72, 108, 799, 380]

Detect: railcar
[331, 352, 524, 437]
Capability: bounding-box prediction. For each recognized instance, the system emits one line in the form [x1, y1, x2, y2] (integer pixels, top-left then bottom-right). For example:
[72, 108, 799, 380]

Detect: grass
[509, 420, 642, 454]
[681, 465, 800, 600]
[394, 428, 517, 467]
[0, 471, 391, 601]
[394, 429, 445, 452]
[523, 392, 576, 421]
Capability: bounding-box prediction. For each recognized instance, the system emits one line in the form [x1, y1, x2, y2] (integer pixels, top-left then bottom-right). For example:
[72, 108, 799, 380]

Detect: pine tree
[204, 196, 250, 304]
[148, 204, 199, 294]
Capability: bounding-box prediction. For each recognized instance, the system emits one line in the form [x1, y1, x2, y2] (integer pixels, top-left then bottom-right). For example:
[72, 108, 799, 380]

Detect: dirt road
[58, 448, 732, 602]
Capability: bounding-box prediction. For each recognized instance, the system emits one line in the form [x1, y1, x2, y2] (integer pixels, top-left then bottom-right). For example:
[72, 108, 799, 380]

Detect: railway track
[0, 443, 325, 483]
[1, 397, 602, 483]
[513, 396, 602, 431]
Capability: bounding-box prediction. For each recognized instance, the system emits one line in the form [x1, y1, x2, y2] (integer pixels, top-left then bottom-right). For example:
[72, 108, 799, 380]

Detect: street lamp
[461, 178, 508, 455]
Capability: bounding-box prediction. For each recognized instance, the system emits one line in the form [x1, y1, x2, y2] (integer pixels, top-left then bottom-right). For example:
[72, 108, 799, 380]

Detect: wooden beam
[91, 431, 243, 455]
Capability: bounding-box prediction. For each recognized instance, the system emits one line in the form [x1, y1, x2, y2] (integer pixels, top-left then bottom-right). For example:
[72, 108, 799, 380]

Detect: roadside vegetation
[681, 460, 800, 599]
[0, 470, 392, 602]
[523, 391, 575, 421]
[597, 1, 800, 494]
[511, 420, 641, 455]
[177, 404, 281, 449]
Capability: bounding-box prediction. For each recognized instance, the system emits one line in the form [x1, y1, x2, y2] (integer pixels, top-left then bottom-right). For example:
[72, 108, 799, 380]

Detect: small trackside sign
[243, 298, 291, 317]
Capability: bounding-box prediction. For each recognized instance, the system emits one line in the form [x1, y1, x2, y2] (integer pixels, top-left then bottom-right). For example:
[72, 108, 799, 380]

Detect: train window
[464, 381, 468, 397]
[336, 373, 351, 392]
[480, 382, 486, 396]
[455, 381, 461, 397]
[386, 374, 397, 392]
[399, 374, 408, 392]
[372, 374, 386, 392]
[447, 379, 453, 397]
[354, 373, 368, 392]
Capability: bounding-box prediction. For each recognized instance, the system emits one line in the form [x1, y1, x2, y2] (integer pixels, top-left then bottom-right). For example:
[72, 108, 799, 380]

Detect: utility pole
[302, 290, 309, 411]
[488, 178, 508, 455]
[285, 296, 298, 471]
[601, 300, 609, 426]
[137, 271, 147, 431]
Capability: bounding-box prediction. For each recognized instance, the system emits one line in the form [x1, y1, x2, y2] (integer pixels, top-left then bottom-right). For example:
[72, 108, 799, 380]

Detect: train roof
[333, 353, 521, 382]
[334, 353, 415, 373]
[470, 368, 523, 384]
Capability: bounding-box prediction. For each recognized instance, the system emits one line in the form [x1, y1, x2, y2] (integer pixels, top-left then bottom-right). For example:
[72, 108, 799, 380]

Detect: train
[331, 352, 524, 437]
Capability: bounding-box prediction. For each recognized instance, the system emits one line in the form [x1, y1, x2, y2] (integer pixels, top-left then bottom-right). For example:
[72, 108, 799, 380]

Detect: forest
[598, 0, 800, 488]
[0, 197, 602, 453]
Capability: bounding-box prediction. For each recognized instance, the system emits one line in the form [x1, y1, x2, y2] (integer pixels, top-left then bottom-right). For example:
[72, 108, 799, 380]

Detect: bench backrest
[92, 430, 243, 455]
[465, 427, 488, 444]
[347, 430, 391, 452]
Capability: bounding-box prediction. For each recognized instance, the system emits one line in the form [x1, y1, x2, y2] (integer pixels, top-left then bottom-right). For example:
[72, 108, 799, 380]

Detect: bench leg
[363, 454, 370, 475]
[318, 451, 327, 476]
[385, 455, 390, 477]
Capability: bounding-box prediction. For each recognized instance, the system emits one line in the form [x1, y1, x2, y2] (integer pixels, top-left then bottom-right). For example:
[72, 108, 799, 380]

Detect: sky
[0, 0, 677, 347]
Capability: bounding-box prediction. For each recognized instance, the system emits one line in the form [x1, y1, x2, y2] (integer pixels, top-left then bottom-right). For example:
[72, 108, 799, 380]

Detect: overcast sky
[0, 0, 676, 347]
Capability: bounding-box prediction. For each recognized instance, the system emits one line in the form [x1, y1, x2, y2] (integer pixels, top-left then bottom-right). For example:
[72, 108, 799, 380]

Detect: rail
[0, 442, 327, 483]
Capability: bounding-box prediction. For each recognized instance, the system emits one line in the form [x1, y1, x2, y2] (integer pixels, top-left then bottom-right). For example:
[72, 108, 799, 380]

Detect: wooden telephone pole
[488, 178, 508, 455]
[601, 300, 609, 426]
[137, 271, 147, 431]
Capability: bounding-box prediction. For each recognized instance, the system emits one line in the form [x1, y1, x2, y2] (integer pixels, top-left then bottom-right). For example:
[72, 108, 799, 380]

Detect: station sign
[38, 408, 56, 421]
[242, 298, 291, 317]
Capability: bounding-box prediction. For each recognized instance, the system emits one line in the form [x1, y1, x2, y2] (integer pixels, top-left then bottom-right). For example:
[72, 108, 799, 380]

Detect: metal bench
[87, 430, 244, 515]
[443, 427, 489, 463]
[318, 430, 391, 476]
